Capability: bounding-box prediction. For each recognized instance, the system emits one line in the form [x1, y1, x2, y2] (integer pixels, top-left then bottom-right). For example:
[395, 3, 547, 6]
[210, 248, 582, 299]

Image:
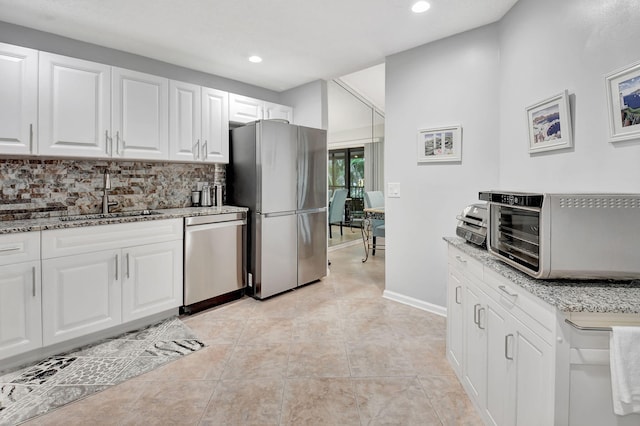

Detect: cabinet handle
[105, 130, 111, 155]
[498, 285, 518, 298]
[115, 131, 120, 155]
[0, 246, 21, 253]
[505, 334, 514, 360]
[32, 266, 36, 297]
[29, 123, 33, 151]
[473, 303, 481, 326]
[126, 253, 130, 279]
[455, 286, 462, 304]
[194, 140, 200, 160]
[455, 255, 467, 264]
[478, 307, 485, 329]
[202, 140, 208, 160]
[115, 254, 119, 280]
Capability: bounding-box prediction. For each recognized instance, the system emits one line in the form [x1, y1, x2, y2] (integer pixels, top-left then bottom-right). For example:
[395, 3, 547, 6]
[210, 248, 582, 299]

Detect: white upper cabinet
[38, 52, 111, 157]
[201, 87, 229, 163]
[39, 53, 169, 160]
[169, 80, 202, 161]
[229, 93, 264, 123]
[0, 43, 38, 155]
[169, 82, 229, 163]
[112, 67, 169, 160]
[229, 93, 293, 124]
[264, 101, 294, 123]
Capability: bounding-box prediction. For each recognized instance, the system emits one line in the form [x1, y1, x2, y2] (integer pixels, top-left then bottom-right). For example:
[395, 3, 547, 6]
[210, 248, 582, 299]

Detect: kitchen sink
[59, 210, 162, 221]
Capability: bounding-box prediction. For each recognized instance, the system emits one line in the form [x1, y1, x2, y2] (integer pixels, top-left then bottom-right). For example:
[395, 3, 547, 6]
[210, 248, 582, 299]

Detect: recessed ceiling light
[411, 1, 430, 13]
[248, 55, 262, 63]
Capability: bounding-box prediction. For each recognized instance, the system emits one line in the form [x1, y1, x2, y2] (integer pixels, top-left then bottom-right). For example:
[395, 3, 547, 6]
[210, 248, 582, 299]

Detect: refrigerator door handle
[262, 211, 297, 218]
[296, 207, 327, 214]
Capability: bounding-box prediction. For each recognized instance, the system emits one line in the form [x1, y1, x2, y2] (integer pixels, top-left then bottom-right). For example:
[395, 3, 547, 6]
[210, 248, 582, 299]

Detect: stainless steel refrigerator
[228, 120, 327, 299]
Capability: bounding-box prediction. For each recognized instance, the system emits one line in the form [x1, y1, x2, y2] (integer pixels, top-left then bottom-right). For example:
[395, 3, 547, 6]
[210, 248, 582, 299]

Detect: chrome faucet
[102, 170, 118, 214]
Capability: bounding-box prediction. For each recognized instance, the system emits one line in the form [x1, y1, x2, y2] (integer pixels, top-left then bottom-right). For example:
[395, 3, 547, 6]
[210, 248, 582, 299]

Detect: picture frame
[526, 90, 572, 153]
[416, 125, 462, 163]
[605, 60, 640, 143]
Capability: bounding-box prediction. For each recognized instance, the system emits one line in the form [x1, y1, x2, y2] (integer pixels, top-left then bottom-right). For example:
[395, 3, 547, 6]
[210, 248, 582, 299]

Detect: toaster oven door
[489, 204, 540, 273]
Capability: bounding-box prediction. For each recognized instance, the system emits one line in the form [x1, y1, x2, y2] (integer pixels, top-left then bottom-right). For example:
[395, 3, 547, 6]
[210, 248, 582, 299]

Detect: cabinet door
[485, 299, 511, 426]
[446, 266, 464, 376]
[264, 102, 293, 123]
[42, 249, 121, 345]
[169, 80, 201, 161]
[507, 321, 553, 426]
[463, 279, 487, 405]
[38, 52, 111, 157]
[112, 67, 169, 160]
[229, 93, 263, 123]
[201, 87, 229, 163]
[0, 43, 37, 155]
[0, 262, 41, 360]
[122, 241, 183, 322]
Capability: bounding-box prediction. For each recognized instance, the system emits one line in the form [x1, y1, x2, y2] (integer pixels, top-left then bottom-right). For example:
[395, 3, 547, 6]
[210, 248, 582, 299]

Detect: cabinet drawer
[448, 246, 483, 281]
[42, 219, 182, 259]
[483, 268, 555, 342]
[0, 232, 40, 266]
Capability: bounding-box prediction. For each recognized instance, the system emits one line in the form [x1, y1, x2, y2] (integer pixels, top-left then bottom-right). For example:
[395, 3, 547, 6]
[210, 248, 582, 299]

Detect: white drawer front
[0, 232, 40, 266]
[42, 219, 182, 259]
[448, 246, 483, 281]
[483, 268, 555, 342]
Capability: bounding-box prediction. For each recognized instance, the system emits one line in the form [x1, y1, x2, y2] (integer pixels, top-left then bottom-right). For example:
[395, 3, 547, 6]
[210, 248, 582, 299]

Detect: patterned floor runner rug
[0, 317, 205, 425]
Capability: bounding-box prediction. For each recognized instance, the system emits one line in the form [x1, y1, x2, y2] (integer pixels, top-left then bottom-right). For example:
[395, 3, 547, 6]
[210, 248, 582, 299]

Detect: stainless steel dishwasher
[182, 212, 246, 314]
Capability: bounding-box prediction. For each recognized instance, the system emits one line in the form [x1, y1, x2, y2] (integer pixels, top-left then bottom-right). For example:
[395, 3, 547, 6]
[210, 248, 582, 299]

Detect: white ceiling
[0, 0, 518, 93]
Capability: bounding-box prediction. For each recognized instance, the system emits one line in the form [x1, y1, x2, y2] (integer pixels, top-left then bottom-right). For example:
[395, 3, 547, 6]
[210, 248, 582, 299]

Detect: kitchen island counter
[444, 236, 640, 315]
[0, 206, 249, 234]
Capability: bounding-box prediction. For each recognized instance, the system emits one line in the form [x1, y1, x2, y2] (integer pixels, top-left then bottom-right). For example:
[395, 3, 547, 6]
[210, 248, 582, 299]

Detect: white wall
[280, 80, 328, 130]
[498, 0, 640, 192]
[384, 25, 501, 309]
[385, 0, 640, 311]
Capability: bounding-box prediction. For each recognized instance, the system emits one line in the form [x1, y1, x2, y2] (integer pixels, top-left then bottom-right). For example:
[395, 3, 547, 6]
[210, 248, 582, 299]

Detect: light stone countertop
[444, 237, 640, 314]
[0, 206, 249, 234]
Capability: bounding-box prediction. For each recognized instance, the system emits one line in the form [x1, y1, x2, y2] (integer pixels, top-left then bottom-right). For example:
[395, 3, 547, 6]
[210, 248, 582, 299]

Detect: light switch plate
[388, 182, 401, 198]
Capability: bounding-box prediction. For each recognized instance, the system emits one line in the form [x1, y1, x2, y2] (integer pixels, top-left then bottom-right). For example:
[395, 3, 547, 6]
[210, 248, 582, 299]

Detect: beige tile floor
[24, 244, 481, 425]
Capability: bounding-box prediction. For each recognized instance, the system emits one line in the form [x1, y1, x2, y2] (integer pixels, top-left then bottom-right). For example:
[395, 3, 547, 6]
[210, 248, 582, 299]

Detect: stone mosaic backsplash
[0, 158, 226, 221]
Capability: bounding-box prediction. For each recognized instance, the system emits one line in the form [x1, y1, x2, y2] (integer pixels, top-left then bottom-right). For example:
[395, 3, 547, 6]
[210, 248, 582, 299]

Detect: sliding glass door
[328, 147, 365, 225]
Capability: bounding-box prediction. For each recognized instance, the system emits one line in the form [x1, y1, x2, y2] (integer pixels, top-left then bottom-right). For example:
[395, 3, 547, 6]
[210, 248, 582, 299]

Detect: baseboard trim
[382, 290, 447, 317]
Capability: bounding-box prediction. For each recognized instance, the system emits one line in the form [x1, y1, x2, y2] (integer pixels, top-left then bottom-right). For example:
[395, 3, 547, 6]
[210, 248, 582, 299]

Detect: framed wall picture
[605, 60, 640, 143]
[526, 90, 572, 153]
[416, 125, 462, 163]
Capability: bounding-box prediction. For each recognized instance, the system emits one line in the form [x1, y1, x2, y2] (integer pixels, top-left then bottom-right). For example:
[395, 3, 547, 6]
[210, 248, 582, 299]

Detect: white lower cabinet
[463, 278, 487, 405]
[447, 245, 555, 425]
[42, 249, 121, 346]
[0, 231, 42, 359]
[122, 240, 183, 322]
[0, 261, 42, 359]
[41, 219, 183, 347]
[446, 265, 464, 375]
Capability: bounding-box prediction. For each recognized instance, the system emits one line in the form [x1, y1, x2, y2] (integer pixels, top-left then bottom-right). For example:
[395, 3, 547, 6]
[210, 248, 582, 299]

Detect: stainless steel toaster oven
[479, 191, 640, 280]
